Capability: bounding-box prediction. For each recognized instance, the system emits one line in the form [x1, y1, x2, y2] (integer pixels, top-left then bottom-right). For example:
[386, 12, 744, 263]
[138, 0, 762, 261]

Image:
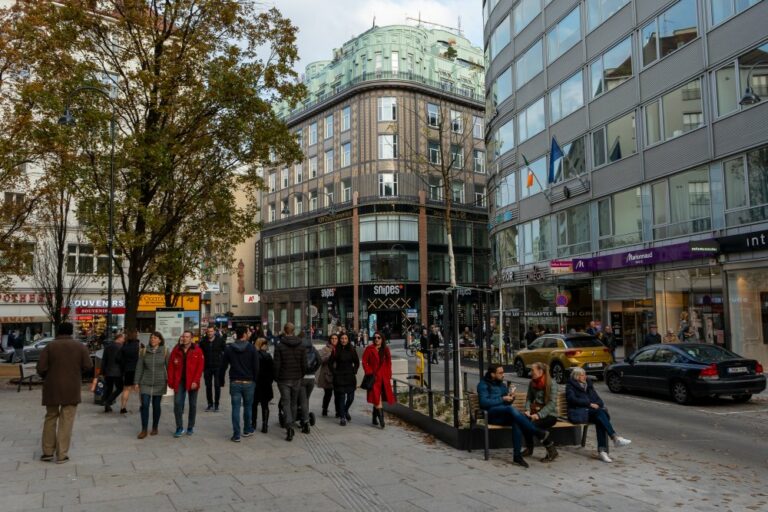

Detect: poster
[156, 310, 184, 346]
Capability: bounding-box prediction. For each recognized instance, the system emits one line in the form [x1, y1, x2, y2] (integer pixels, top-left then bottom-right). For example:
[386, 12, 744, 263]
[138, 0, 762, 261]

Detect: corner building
[484, 0, 768, 360]
[259, 25, 490, 337]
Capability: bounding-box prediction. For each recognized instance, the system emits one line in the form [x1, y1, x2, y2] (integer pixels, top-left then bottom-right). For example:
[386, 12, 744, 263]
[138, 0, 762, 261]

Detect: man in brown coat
[36, 322, 93, 463]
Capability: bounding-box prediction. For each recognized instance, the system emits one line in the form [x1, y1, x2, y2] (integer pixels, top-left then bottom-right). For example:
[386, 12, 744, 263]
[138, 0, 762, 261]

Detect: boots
[286, 426, 294, 442]
[372, 408, 379, 426]
[541, 443, 559, 462]
[261, 409, 269, 434]
[377, 408, 385, 429]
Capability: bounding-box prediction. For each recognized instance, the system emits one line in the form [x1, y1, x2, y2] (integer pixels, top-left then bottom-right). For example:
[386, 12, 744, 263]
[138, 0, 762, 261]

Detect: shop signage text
[70, 299, 125, 308]
[550, 260, 573, 274]
[243, 294, 260, 303]
[717, 229, 768, 253]
[0, 293, 47, 304]
[572, 241, 713, 272]
[320, 288, 336, 298]
[373, 285, 403, 296]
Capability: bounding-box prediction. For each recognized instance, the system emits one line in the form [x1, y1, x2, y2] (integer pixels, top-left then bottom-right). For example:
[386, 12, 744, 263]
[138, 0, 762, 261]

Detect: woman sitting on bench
[566, 367, 631, 463]
[523, 362, 559, 462]
[477, 364, 553, 468]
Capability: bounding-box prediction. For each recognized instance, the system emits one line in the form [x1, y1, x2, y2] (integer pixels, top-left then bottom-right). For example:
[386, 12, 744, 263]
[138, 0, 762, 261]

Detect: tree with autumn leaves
[1, 0, 305, 330]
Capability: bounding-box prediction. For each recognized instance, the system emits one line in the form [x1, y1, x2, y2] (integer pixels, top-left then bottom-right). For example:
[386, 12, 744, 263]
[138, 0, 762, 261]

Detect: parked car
[513, 333, 612, 383]
[0, 337, 54, 363]
[605, 343, 766, 404]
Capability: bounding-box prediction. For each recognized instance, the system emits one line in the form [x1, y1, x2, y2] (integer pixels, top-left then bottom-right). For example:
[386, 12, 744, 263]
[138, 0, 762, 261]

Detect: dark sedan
[605, 343, 766, 404]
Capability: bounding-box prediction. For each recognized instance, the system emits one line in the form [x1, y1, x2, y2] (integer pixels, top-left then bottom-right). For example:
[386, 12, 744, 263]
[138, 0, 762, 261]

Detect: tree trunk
[123, 265, 143, 332]
[444, 186, 457, 288]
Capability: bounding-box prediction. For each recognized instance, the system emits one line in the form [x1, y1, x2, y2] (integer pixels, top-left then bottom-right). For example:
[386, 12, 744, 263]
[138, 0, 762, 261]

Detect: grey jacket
[134, 345, 168, 396]
[524, 379, 559, 419]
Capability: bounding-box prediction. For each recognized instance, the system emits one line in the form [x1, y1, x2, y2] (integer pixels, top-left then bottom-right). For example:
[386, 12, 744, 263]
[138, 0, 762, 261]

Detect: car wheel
[606, 372, 623, 393]
[550, 363, 565, 384]
[514, 359, 527, 378]
[671, 381, 692, 405]
[732, 393, 752, 403]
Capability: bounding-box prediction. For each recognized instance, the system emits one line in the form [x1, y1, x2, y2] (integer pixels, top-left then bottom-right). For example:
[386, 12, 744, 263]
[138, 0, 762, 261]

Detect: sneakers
[512, 455, 529, 468]
[39, 454, 54, 462]
[231, 435, 241, 442]
[598, 451, 613, 463]
[205, 405, 214, 412]
[174, 428, 185, 438]
[214, 405, 219, 412]
[242, 430, 254, 438]
[186, 428, 194, 436]
[614, 436, 632, 448]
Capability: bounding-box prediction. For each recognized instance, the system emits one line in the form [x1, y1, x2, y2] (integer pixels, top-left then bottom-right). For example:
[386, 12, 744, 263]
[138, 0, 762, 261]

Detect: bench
[466, 389, 594, 461]
[18, 363, 36, 392]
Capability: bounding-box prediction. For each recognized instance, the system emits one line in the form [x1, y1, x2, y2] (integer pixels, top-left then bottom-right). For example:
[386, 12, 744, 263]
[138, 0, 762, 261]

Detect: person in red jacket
[362, 332, 394, 429]
[167, 331, 205, 437]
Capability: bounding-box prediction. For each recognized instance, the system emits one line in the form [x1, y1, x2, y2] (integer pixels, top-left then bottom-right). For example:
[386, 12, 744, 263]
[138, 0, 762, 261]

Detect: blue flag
[548, 137, 564, 184]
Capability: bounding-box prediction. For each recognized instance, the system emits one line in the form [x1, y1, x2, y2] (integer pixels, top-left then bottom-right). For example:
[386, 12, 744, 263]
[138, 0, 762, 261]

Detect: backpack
[306, 346, 321, 374]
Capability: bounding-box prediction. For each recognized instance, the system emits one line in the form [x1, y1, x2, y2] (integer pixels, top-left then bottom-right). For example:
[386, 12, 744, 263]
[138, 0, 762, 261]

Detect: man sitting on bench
[477, 364, 554, 468]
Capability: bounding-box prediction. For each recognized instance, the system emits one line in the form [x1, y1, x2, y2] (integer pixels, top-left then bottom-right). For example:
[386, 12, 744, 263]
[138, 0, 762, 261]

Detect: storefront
[362, 283, 419, 338]
[66, 298, 126, 339]
[0, 292, 52, 346]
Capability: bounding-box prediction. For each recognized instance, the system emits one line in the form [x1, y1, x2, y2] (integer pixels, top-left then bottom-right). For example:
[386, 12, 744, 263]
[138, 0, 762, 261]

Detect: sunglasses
[374, 335, 382, 339]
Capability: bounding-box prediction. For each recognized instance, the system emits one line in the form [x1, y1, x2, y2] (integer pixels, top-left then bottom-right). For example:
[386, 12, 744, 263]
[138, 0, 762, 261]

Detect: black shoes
[345, 412, 351, 421]
[120, 408, 127, 414]
[322, 409, 328, 417]
[104, 405, 113, 413]
[301, 422, 310, 434]
[376, 409, 385, 429]
[261, 422, 268, 434]
[513, 455, 529, 468]
[372, 409, 379, 426]
[40, 454, 54, 462]
[340, 418, 347, 426]
[286, 426, 294, 442]
[541, 444, 559, 463]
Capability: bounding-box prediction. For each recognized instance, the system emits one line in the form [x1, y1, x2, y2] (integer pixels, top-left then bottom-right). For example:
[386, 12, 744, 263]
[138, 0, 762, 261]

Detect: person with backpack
[331, 332, 359, 426]
[273, 323, 306, 441]
[316, 333, 339, 418]
[133, 332, 168, 439]
[218, 325, 259, 442]
[298, 331, 321, 434]
[252, 338, 274, 433]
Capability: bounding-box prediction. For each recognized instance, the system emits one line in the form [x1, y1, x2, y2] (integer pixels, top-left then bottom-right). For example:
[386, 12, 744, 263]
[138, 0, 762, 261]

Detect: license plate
[587, 363, 603, 368]
[727, 367, 748, 374]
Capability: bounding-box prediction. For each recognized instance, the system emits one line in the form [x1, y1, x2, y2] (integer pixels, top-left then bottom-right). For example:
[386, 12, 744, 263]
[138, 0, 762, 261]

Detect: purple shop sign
[571, 241, 716, 272]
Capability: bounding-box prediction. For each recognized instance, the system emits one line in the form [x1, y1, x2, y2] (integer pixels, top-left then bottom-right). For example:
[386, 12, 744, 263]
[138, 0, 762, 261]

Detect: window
[473, 116, 484, 139]
[490, 15, 511, 60]
[590, 36, 632, 98]
[550, 71, 584, 123]
[452, 182, 464, 203]
[517, 97, 545, 143]
[724, 146, 768, 226]
[294, 195, 304, 215]
[450, 145, 464, 168]
[375, 52, 382, 72]
[642, 0, 698, 67]
[268, 173, 276, 192]
[341, 106, 351, 131]
[309, 156, 318, 178]
[652, 167, 711, 238]
[587, 0, 630, 32]
[391, 51, 399, 74]
[714, 42, 768, 117]
[493, 66, 514, 106]
[495, 172, 516, 207]
[309, 191, 318, 211]
[597, 187, 642, 249]
[379, 173, 397, 197]
[475, 185, 487, 207]
[378, 97, 397, 121]
[520, 217, 552, 263]
[428, 140, 441, 164]
[269, 204, 276, 222]
[281, 199, 289, 218]
[474, 149, 486, 173]
[645, 78, 704, 145]
[342, 179, 352, 202]
[557, 204, 591, 256]
[324, 149, 334, 174]
[67, 244, 95, 274]
[450, 110, 463, 133]
[379, 134, 398, 159]
[425, 103, 441, 129]
[492, 119, 515, 158]
[429, 176, 444, 201]
[309, 122, 318, 145]
[324, 185, 334, 207]
[281, 168, 289, 188]
[296, 129, 303, 148]
[547, 6, 581, 64]
[496, 225, 519, 267]
[324, 114, 333, 139]
[294, 163, 303, 184]
[513, 0, 541, 34]
[710, 0, 763, 26]
[515, 40, 543, 89]
[550, 137, 587, 184]
[341, 142, 351, 167]
[521, 156, 547, 198]
[592, 111, 636, 167]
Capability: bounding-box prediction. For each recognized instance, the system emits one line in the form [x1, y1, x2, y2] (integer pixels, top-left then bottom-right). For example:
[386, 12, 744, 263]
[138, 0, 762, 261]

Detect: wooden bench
[18, 363, 36, 392]
[466, 389, 592, 461]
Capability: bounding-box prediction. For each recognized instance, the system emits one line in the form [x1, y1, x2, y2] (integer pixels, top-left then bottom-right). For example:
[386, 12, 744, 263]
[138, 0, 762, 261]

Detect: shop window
[556, 204, 590, 256]
[714, 42, 768, 117]
[597, 187, 642, 249]
[727, 268, 768, 364]
[645, 78, 704, 145]
[652, 167, 711, 239]
[592, 111, 636, 167]
[550, 136, 587, 184]
[724, 146, 768, 226]
[641, 0, 698, 68]
[590, 36, 633, 99]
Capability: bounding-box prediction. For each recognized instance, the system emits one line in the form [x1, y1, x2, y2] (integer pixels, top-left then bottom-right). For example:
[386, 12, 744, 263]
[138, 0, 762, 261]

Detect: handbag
[360, 373, 374, 390]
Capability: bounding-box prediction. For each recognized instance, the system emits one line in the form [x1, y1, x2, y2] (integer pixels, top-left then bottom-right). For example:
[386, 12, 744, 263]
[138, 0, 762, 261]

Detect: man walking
[10, 330, 25, 364]
[298, 335, 320, 434]
[199, 326, 226, 412]
[101, 334, 125, 413]
[36, 322, 93, 463]
[273, 323, 306, 442]
[219, 326, 259, 442]
[167, 330, 205, 437]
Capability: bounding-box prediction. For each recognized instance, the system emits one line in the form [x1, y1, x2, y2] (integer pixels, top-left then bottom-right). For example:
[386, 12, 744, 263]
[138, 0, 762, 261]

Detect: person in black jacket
[252, 338, 274, 433]
[100, 334, 125, 413]
[273, 323, 307, 441]
[199, 326, 226, 412]
[428, 325, 441, 364]
[119, 331, 141, 414]
[331, 333, 359, 426]
[218, 325, 259, 442]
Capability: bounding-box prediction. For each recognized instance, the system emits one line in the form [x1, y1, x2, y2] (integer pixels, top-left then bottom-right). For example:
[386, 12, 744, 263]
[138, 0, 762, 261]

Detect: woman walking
[331, 333, 359, 426]
[362, 332, 394, 429]
[119, 330, 142, 414]
[133, 332, 168, 438]
[253, 338, 274, 433]
[317, 334, 339, 418]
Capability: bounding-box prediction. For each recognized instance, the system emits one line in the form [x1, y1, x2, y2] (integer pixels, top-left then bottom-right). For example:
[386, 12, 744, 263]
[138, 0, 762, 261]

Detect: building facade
[484, 0, 768, 361]
[260, 25, 490, 338]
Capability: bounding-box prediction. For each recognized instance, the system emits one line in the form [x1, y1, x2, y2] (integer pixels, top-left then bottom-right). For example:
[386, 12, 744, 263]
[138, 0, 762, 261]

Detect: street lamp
[59, 86, 117, 344]
[739, 60, 767, 106]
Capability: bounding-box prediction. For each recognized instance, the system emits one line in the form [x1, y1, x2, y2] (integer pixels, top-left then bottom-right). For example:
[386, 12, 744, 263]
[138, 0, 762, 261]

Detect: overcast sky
[267, 0, 484, 72]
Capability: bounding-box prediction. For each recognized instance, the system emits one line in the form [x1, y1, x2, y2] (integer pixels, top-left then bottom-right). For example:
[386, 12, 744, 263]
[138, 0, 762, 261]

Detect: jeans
[334, 389, 355, 419]
[589, 408, 616, 451]
[298, 378, 313, 423]
[104, 376, 124, 407]
[173, 387, 198, 430]
[322, 388, 336, 414]
[487, 405, 545, 457]
[277, 380, 302, 427]
[204, 368, 222, 407]
[140, 394, 162, 431]
[230, 382, 256, 437]
[13, 348, 26, 364]
[523, 415, 558, 449]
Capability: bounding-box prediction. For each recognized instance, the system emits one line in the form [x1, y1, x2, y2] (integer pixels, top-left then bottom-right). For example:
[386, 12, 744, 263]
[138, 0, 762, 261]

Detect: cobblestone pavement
[1, 380, 766, 512]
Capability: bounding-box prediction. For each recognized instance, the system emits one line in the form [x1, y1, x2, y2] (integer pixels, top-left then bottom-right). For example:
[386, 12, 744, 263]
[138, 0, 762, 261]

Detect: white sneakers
[598, 451, 613, 463]
[614, 436, 632, 448]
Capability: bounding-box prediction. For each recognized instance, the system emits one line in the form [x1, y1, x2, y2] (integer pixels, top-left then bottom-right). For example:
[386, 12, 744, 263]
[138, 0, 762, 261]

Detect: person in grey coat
[133, 332, 168, 438]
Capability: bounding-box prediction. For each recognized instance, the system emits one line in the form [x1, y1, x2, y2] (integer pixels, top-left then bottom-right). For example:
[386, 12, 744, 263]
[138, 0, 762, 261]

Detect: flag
[548, 137, 564, 184]
[522, 154, 533, 188]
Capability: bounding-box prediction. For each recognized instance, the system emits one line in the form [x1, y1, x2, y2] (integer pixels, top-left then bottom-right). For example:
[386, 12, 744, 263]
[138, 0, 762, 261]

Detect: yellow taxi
[513, 334, 613, 384]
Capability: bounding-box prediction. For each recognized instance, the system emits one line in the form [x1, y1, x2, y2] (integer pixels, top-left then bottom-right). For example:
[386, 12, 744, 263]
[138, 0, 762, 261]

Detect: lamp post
[739, 60, 767, 106]
[59, 86, 116, 344]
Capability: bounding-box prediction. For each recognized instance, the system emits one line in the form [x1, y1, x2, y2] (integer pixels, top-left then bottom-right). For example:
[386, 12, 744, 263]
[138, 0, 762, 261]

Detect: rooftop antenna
[458, 16, 463, 36]
[372, 16, 376, 28]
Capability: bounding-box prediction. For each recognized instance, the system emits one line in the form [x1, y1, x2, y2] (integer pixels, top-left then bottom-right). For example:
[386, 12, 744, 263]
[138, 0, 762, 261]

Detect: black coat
[255, 350, 274, 403]
[330, 343, 359, 392]
[199, 334, 226, 369]
[273, 335, 307, 382]
[565, 378, 606, 424]
[120, 339, 141, 373]
[101, 342, 123, 377]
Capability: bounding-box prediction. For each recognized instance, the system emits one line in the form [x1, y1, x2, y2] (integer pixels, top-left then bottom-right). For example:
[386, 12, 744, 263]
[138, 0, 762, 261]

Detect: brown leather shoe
[150, 429, 158, 436]
[137, 431, 148, 439]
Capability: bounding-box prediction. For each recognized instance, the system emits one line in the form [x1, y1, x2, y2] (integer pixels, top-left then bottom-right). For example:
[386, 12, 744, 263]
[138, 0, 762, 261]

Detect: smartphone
[508, 384, 517, 394]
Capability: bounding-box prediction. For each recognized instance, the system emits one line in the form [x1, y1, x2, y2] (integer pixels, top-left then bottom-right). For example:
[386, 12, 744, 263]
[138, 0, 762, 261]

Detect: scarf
[531, 375, 546, 390]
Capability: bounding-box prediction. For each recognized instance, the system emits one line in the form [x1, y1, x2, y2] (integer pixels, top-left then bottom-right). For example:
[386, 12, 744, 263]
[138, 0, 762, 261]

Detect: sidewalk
[0, 380, 764, 512]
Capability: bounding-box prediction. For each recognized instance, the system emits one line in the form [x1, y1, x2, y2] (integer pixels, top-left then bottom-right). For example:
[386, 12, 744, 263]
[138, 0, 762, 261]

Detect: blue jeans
[140, 394, 162, 431]
[588, 408, 616, 450]
[173, 387, 198, 430]
[230, 381, 256, 437]
[487, 405, 544, 457]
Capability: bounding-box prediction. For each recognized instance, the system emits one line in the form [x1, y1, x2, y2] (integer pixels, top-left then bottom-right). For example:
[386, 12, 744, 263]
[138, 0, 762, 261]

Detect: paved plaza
[0, 377, 766, 512]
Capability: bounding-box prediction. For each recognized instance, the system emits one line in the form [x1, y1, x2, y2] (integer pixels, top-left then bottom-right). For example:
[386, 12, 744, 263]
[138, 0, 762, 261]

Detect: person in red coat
[362, 331, 394, 429]
[167, 331, 205, 437]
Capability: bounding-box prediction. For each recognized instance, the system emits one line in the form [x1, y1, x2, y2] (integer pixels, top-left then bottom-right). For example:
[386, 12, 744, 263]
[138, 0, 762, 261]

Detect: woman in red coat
[362, 331, 394, 429]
